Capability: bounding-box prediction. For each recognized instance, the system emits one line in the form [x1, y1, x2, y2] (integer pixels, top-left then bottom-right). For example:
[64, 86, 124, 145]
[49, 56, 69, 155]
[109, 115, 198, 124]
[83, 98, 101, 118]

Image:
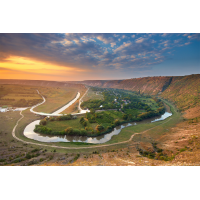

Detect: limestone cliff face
[1, 74, 199, 111]
[74, 74, 200, 111]
[161, 74, 200, 111]
[76, 76, 174, 95]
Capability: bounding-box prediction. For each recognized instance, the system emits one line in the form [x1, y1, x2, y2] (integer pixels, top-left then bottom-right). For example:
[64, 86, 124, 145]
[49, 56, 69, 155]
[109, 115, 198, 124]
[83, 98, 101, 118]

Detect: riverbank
[12, 89, 181, 152]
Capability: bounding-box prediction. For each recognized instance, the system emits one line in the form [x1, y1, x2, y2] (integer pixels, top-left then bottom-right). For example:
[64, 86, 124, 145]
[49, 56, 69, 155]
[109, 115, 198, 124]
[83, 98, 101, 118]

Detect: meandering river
[23, 111, 172, 144]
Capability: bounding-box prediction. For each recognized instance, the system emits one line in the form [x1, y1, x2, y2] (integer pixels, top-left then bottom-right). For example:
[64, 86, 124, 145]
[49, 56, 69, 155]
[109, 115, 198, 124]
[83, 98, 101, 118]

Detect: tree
[80, 117, 84, 123]
[114, 119, 120, 126]
[83, 121, 87, 127]
[90, 108, 95, 114]
[65, 127, 73, 135]
[95, 125, 104, 132]
[40, 119, 47, 126]
[122, 114, 128, 120]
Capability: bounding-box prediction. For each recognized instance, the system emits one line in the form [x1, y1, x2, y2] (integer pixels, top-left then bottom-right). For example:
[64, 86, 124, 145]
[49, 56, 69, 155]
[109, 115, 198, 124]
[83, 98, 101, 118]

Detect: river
[23, 111, 172, 144]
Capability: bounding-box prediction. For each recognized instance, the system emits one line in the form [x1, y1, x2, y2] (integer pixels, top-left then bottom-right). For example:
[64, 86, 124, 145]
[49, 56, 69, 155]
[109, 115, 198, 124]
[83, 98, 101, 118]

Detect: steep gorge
[1, 74, 199, 115]
[73, 74, 200, 114]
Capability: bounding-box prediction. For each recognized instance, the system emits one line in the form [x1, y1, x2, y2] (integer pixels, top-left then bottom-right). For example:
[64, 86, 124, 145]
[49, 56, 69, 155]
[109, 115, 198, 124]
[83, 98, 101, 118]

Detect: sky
[0, 33, 199, 81]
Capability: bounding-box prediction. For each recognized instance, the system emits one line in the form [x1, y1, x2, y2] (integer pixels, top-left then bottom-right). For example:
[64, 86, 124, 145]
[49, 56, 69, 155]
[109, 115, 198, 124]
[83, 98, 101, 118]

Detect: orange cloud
[0, 56, 89, 81]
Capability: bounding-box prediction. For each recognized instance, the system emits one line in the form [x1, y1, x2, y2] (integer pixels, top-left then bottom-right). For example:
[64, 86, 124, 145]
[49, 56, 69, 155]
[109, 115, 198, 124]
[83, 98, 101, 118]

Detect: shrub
[114, 119, 120, 126]
[40, 119, 47, 126]
[80, 117, 84, 123]
[96, 125, 104, 131]
[49, 117, 55, 121]
[31, 148, 39, 153]
[65, 127, 73, 135]
[74, 154, 80, 161]
[26, 154, 32, 159]
[73, 129, 80, 135]
[82, 121, 87, 127]
[80, 129, 87, 136]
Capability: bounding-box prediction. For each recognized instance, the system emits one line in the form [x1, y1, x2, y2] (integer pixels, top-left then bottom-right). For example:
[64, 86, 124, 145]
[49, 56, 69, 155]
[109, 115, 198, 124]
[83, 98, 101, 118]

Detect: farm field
[0, 84, 42, 107]
[34, 86, 82, 113]
[82, 87, 104, 102]
[34, 88, 165, 138]
[61, 86, 87, 114]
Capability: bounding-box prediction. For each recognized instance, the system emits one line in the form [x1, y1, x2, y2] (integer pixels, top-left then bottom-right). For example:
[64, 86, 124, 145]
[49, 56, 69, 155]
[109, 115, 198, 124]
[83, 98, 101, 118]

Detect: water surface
[24, 111, 172, 144]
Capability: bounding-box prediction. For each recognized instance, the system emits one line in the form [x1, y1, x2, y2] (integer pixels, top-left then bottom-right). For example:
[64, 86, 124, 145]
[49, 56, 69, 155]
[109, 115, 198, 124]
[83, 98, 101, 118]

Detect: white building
[0, 108, 7, 112]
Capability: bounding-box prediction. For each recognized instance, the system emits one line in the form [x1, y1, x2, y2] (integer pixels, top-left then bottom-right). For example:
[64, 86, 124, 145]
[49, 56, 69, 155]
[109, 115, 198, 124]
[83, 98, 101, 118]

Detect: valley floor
[39, 118, 200, 166]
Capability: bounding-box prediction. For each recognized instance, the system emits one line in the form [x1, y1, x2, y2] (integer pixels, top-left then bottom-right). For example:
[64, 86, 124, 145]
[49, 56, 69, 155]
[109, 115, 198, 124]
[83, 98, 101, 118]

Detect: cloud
[162, 33, 168, 37]
[96, 35, 109, 43]
[113, 42, 131, 53]
[135, 37, 145, 43]
[184, 42, 190, 45]
[0, 33, 199, 79]
[122, 35, 126, 39]
[174, 39, 181, 43]
[110, 42, 116, 47]
[187, 34, 200, 40]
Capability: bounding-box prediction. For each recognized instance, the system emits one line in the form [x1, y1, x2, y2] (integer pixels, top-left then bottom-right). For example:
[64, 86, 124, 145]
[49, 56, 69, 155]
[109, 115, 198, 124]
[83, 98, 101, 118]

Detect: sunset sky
[0, 33, 199, 81]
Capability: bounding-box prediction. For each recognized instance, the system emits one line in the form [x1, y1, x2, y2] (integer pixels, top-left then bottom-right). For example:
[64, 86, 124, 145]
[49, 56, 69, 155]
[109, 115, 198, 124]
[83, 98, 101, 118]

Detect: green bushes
[39, 114, 75, 127]
[95, 125, 105, 131]
[65, 127, 73, 135]
[74, 154, 80, 161]
[34, 125, 52, 134]
[40, 119, 47, 125]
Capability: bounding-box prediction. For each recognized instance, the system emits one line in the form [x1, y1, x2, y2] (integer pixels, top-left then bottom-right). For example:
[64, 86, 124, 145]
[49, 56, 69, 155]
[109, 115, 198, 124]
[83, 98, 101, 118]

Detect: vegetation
[0, 84, 42, 107]
[34, 88, 165, 137]
[161, 74, 200, 111]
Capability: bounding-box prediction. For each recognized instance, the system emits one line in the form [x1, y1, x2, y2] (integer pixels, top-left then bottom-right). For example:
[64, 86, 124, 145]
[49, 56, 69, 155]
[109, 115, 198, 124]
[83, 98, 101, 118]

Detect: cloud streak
[0, 33, 199, 80]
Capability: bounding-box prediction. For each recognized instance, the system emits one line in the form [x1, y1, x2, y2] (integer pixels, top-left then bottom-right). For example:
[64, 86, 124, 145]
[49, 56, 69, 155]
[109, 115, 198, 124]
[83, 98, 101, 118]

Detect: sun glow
[0, 56, 88, 81]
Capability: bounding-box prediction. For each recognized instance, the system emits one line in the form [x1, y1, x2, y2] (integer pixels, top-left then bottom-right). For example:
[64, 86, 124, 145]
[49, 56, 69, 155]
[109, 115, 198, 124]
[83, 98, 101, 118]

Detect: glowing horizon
[0, 33, 199, 81]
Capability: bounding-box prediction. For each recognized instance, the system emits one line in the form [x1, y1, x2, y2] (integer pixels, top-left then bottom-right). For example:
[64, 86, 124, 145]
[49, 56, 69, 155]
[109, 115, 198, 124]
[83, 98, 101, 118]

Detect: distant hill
[0, 79, 85, 90]
[161, 74, 200, 111]
[1, 74, 199, 113]
[68, 74, 200, 112]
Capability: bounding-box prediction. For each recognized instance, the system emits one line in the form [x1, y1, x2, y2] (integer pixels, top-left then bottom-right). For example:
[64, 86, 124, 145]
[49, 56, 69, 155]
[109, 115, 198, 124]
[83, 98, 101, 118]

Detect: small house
[0, 108, 7, 112]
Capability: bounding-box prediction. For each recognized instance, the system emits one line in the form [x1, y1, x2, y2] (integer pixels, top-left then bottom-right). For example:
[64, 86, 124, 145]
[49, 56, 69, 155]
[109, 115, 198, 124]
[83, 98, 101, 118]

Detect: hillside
[70, 74, 200, 114]
[69, 77, 173, 95]
[1, 74, 199, 115]
[0, 79, 85, 90]
[161, 74, 200, 112]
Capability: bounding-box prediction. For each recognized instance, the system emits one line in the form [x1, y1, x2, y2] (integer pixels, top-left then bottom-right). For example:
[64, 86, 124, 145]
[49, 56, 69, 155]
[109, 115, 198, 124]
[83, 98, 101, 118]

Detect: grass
[0, 84, 42, 107]
[101, 98, 182, 144]
[82, 87, 104, 102]
[34, 87, 79, 113]
[8, 88, 182, 156]
[61, 87, 87, 114]
[44, 116, 97, 131]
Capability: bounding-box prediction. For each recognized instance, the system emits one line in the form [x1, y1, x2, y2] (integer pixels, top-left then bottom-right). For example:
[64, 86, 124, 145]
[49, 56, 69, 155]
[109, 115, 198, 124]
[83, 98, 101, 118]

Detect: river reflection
[24, 111, 172, 144]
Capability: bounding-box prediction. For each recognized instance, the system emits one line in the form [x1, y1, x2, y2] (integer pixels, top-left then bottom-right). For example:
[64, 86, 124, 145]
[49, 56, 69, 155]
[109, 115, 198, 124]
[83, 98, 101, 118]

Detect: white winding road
[12, 89, 174, 149]
[30, 90, 80, 116]
[78, 88, 90, 113]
